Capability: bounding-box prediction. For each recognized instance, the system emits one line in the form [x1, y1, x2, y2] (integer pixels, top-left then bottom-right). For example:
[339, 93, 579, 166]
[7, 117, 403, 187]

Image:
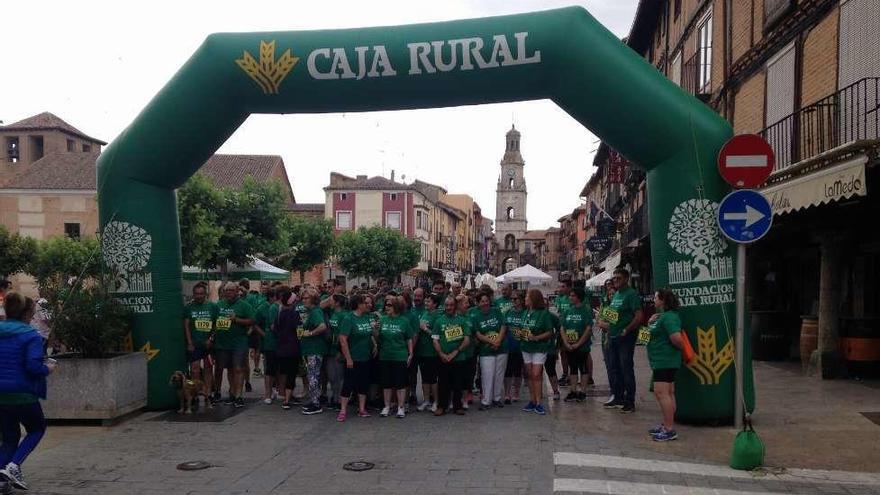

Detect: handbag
[730, 417, 765, 470]
[680, 332, 697, 364]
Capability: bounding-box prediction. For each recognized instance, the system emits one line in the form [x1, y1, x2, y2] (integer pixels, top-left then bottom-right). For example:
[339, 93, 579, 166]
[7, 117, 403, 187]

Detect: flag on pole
[589, 200, 599, 227]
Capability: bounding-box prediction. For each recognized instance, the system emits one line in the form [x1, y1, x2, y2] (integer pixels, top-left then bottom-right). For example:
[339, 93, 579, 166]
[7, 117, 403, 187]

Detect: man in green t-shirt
[595, 268, 643, 412]
[215, 282, 255, 408]
[554, 280, 573, 388]
[493, 285, 514, 315]
[255, 289, 281, 404]
[415, 293, 440, 412]
[431, 297, 472, 415]
[183, 282, 217, 401]
[560, 287, 593, 402]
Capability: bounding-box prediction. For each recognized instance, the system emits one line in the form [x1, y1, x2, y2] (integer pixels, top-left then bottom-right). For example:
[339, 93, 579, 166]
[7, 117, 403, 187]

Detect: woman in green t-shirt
[646, 288, 685, 442]
[325, 294, 348, 411]
[338, 295, 376, 421]
[520, 289, 554, 416]
[431, 297, 472, 416]
[299, 292, 328, 415]
[373, 296, 414, 418]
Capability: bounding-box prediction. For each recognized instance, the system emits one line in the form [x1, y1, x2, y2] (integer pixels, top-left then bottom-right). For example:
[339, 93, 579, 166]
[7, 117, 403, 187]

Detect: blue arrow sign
[718, 189, 773, 244]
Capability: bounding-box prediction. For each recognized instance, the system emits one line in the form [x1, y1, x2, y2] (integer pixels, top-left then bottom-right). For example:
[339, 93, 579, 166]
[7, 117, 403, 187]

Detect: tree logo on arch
[666, 199, 732, 285]
[102, 221, 154, 312]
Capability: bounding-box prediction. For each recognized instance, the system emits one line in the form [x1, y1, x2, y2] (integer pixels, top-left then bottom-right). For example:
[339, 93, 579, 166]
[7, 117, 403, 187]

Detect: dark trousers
[0, 402, 47, 467]
[608, 332, 637, 406]
[437, 360, 466, 411]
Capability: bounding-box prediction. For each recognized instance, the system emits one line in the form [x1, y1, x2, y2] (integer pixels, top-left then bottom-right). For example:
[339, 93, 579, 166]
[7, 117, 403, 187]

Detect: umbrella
[495, 264, 552, 284]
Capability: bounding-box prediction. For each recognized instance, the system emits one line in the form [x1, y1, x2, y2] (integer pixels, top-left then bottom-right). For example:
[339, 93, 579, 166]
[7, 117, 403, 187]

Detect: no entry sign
[717, 134, 775, 188]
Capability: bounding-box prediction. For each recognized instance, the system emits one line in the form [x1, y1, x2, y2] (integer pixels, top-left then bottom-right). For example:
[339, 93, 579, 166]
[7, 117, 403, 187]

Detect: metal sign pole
[735, 243, 746, 430]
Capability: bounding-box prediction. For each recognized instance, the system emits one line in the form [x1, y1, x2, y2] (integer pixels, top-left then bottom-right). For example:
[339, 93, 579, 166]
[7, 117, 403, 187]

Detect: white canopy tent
[495, 264, 553, 284]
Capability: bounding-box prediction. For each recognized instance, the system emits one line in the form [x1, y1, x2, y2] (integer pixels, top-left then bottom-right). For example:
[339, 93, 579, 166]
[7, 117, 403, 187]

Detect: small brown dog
[169, 371, 208, 414]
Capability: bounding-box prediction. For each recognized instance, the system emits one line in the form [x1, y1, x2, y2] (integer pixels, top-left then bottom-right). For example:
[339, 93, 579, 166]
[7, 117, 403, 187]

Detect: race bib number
[444, 326, 464, 342]
[512, 328, 525, 340]
[600, 307, 619, 324]
[215, 317, 231, 331]
[566, 330, 579, 344]
[485, 332, 499, 342]
[296, 328, 307, 338]
[637, 326, 651, 346]
[194, 319, 212, 332]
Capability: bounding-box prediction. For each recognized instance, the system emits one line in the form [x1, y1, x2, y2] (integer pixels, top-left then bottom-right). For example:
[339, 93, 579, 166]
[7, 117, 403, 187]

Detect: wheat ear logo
[686, 326, 734, 385]
[235, 40, 299, 94]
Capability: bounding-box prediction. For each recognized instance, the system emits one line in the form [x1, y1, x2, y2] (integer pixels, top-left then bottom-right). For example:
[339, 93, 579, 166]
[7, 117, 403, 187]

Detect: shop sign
[761, 156, 867, 215]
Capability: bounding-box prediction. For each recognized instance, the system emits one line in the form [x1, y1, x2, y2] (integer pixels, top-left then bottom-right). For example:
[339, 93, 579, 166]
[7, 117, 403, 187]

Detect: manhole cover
[343, 461, 375, 472]
[177, 461, 211, 471]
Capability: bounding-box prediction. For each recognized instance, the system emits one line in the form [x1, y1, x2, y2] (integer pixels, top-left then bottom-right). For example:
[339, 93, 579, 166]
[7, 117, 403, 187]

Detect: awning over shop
[585, 269, 612, 288]
[182, 257, 290, 281]
[761, 155, 868, 215]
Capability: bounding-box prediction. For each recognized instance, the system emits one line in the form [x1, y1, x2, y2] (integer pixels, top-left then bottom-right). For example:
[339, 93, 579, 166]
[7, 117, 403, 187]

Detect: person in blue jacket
[0, 291, 56, 491]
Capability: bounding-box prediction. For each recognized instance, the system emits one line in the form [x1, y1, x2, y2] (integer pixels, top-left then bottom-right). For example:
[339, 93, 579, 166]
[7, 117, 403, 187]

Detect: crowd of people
[182, 267, 685, 440]
[0, 267, 687, 491]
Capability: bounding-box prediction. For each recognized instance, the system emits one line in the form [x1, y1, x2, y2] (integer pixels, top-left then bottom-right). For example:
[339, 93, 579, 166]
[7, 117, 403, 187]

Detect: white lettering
[512, 32, 541, 65]
[354, 46, 369, 80]
[330, 48, 356, 79]
[486, 34, 513, 67]
[369, 45, 397, 77]
[307, 48, 335, 79]
[430, 41, 458, 72]
[407, 42, 435, 74]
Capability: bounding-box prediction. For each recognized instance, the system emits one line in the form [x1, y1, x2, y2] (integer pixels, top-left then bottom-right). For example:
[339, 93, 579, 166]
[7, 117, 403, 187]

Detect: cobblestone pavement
[21, 352, 880, 494]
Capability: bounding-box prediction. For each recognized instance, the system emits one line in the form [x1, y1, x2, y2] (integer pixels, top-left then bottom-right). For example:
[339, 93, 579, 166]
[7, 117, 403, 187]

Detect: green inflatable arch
[98, 7, 753, 422]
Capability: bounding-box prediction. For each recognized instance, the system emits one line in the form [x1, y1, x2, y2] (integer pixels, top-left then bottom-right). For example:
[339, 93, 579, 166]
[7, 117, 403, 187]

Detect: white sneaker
[380, 406, 390, 417]
[263, 398, 273, 405]
[0, 463, 26, 491]
[429, 402, 438, 413]
[396, 407, 406, 418]
[417, 400, 430, 412]
[271, 389, 279, 400]
[462, 402, 469, 410]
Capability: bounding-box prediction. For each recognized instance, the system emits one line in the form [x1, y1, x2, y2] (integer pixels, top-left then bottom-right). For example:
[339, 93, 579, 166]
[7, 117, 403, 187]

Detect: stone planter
[43, 352, 147, 421]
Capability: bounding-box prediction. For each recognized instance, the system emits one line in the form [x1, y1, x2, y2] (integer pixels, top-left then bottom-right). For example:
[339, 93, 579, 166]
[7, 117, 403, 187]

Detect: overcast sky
[1, 0, 637, 230]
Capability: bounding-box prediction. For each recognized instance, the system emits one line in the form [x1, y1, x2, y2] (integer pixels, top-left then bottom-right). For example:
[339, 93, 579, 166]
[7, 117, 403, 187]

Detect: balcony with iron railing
[681, 51, 711, 99]
[760, 77, 880, 175]
[620, 206, 649, 248]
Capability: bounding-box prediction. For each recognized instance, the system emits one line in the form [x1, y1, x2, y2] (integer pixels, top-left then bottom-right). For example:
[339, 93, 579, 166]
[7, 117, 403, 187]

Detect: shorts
[215, 349, 247, 369]
[522, 352, 547, 365]
[544, 352, 558, 378]
[248, 333, 261, 350]
[341, 361, 371, 398]
[416, 356, 439, 384]
[187, 346, 210, 364]
[379, 360, 408, 390]
[652, 368, 678, 383]
[262, 351, 278, 376]
[566, 351, 588, 376]
[277, 354, 301, 377]
[505, 351, 523, 378]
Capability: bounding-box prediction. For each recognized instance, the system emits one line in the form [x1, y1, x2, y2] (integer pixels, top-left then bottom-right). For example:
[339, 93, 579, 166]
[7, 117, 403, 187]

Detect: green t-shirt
[555, 294, 572, 315]
[340, 313, 373, 362]
[561, 304, 593, 352]
[431, 313, 471, 362]
[415, 309, 439, 357]
[521, 309, 554, 353]
[493, 296, 513, 315]
[327, 309, 348, 357]
[378, 315, 415, 362]
[246, 292, 265, 310]
[215, 298, 255, 351]
[647, 310, 683, 370]
[259, 302, 281, 352]
[605, 286, 642, 337]
[299, 306, 329, 356]
[472, 308, 508, 356]
[183, 301, 217, 348]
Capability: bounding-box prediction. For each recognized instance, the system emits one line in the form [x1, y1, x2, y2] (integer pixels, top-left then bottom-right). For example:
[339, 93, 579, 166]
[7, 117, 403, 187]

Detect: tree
[0, 225, 37, 279]
[177, 175, 287, 276]
[271, 216, 335, 280]
[177, 174, 223, 269]
[28, 236, 101, 300]
[335, 226, 421, 282]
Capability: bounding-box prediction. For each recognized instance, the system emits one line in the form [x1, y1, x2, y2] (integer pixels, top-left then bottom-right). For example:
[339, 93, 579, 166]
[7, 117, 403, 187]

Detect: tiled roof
[1, 152, 99, 190]
[521, 230, 548, 240]
[0, 112, 107, 145]
[325, 172, 410, 191]
[288, 203, 324, 212]
[197, 154, 283, 188]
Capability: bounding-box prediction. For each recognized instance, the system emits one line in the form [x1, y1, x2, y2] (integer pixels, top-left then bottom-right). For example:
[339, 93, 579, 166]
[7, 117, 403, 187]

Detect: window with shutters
[697, 12, 713, 93]
[336, 211, 352, 230]
[765, 42, 797, 170]
[386, 211, 401, 230]
[670, 51, 682, 87]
